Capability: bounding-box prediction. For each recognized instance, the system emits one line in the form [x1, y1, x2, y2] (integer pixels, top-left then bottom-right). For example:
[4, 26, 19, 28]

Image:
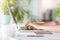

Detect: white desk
[13, 30, 60, 40]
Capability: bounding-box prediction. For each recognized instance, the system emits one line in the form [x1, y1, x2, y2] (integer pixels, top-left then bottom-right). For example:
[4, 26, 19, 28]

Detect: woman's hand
[25, 22, 38, 30]
[25, 21, 57, 30]
[25, 22, 60, 32]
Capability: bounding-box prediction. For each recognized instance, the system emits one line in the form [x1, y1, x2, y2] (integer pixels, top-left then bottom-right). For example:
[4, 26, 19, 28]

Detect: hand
[25, 22, 36, 30]
[25, 22, 34, 27]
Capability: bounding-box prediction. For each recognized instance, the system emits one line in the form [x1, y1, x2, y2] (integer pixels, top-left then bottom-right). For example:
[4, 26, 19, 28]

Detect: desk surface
[14, 30, 60, 40]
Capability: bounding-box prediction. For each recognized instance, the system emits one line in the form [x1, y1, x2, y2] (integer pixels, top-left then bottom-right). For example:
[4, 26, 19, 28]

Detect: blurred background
[0, 0, 60, 23]
[0, 0, 60, 30]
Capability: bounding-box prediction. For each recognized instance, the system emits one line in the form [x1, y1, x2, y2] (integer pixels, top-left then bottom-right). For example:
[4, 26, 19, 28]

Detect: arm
[26, 22, 60, 32]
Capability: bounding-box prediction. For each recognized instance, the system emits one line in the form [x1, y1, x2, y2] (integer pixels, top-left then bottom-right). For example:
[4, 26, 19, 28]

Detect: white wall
[30, 0, 39, 16]
[39, 0, 58, 21]
[57, 0, 60, 4]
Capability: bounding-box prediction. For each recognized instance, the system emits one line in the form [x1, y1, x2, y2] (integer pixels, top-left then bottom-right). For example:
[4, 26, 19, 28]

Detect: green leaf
[9, 0, 17, 6]
[55, 7, 60, 14]
[13, 7, 19, 17]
